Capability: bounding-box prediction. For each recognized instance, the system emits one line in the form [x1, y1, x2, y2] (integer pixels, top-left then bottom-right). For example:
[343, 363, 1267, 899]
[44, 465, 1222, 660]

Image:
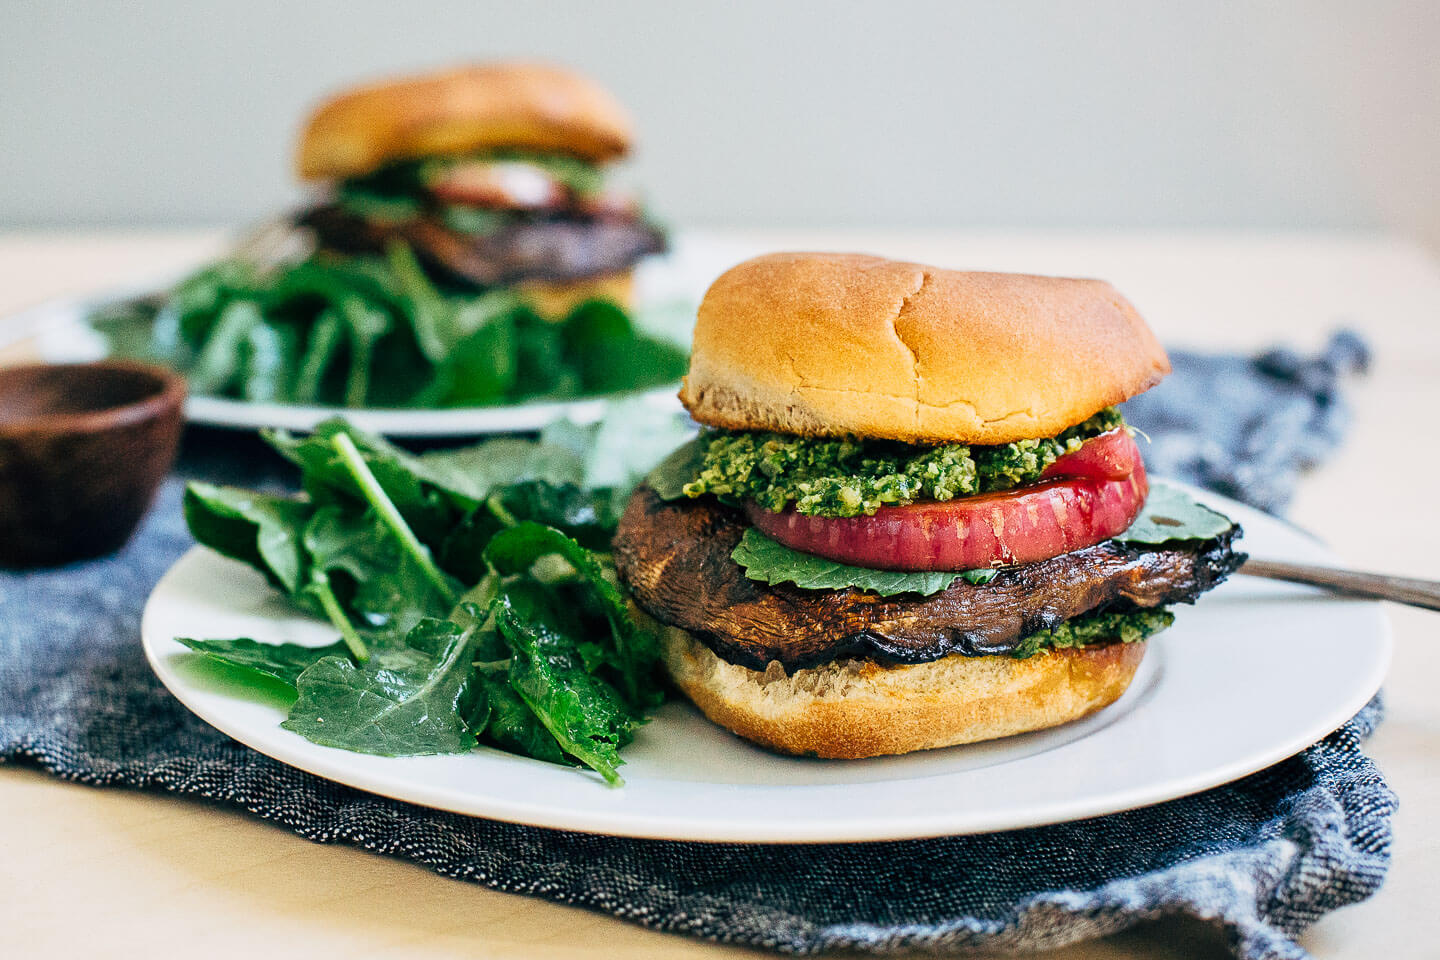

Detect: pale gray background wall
[3, 1, 1438, 247]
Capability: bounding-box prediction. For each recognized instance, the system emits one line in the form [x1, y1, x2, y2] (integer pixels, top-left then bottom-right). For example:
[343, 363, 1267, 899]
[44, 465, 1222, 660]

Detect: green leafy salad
[178, 403, 692, 784]
[89, 241, 688, 410]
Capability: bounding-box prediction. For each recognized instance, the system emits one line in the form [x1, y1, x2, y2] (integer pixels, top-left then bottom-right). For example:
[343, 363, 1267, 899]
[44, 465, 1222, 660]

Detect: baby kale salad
[178, 404, 692, 784]
[91, 242, 688, 410]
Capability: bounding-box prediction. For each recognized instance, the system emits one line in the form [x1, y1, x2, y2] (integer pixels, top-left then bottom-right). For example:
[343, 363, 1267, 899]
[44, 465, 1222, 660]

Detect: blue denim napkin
[0, 332, 1391, 959]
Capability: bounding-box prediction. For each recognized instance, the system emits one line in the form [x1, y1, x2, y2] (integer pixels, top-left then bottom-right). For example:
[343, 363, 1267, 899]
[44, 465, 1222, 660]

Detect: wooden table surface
[2, 229, 1436, 960]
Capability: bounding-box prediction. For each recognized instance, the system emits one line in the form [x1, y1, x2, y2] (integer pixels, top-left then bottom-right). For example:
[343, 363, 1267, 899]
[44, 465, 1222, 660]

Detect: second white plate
[5, 288, 688, 436]
[140, 483, 1389, 843]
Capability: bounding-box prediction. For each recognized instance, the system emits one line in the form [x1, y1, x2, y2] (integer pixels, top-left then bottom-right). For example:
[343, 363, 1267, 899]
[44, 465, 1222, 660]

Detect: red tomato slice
[428, 160, 567, 210]
[745, 436, 1148, 572]
[1042, 428, 1140, 482]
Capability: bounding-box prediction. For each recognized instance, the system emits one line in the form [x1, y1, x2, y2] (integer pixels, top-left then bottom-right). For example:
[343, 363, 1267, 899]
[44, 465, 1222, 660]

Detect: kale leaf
[492, 586, 638, 784]
[486, 523, 663, 708]
[302, 505, 453, 632]
[183, 483, 313, 595]
[418, 435, 586, 495]
[730, 528, 979, 597]
[175, 636, 350, 689]
[486, 481, 622, 551]
[1113, 483, 1237, 544]
[476, 672, 571, 765]
[645, 436, 705, 501]
[282, 618, 483, 756]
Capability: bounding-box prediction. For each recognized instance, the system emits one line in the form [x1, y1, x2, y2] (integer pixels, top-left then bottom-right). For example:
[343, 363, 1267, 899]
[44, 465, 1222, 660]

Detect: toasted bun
[297, 62, 634, 181]
[662, 627, 1145, 758]
[515, 270, 635, 321]
[680, 252, 1170, 445]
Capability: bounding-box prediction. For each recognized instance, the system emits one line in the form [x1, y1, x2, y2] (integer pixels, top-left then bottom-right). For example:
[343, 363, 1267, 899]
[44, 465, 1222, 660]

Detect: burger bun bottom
[661, 627, 1146, 759]
[517, 270, 634, 321]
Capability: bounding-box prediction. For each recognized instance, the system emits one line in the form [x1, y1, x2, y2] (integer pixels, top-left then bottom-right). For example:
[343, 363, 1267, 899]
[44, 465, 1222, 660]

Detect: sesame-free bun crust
[662, 628, 1145, 759]
[680, 252, 1170, 445]
[297, 62, 634, 181]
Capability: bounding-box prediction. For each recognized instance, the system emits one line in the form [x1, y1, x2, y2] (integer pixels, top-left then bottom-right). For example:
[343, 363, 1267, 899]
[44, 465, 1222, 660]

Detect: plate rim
[181, 388, 686, 436]
[140, 482, 1392, 843]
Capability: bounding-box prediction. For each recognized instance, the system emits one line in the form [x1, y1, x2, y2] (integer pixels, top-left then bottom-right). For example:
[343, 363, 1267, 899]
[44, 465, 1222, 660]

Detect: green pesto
[340, 150, 604, 206]
[337, 151, 607, 232]
[440, 205, 507, 235]
[681, 407, 1126, 518]
[1009, 607, 1174, 660]
[335, 188, 424, 225]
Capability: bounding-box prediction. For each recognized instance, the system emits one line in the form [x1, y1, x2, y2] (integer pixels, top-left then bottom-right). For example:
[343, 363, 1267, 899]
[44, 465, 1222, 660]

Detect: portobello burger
[614, 253, 1245, 759]
[294, 62, 665, 318]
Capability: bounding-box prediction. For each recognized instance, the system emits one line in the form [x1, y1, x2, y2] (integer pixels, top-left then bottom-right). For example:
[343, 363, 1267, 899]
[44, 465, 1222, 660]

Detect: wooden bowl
[0, 361, 186, 568]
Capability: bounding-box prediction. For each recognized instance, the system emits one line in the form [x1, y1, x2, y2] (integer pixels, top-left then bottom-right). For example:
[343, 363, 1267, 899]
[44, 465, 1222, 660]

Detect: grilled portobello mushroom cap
[299, 202, 666, 288]
[614, 485, 1245, 672]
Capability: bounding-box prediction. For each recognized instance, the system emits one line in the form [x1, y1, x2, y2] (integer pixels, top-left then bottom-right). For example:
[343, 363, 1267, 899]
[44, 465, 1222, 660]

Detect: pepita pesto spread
[681, 407, 1126, 518]
[1009, 606, 1173, 659]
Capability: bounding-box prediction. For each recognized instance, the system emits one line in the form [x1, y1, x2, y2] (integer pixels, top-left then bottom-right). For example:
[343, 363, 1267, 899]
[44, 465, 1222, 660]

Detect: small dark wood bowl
[0, 361, 186, 568]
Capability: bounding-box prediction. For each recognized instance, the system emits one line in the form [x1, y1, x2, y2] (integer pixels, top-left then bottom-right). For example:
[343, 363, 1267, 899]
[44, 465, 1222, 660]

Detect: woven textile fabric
[0, 333, 1392, 959]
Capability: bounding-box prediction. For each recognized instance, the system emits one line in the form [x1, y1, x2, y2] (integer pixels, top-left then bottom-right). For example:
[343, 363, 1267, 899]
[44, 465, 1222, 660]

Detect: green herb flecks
[335, 186, 425, 225]
[1009, 607, 1175, 659]
[682, 408, 1126, 518]
[342, 149, 608, 205]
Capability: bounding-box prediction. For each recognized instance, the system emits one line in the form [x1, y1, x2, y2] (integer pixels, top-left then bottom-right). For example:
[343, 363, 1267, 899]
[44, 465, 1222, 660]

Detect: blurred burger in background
[296, 62, 666, 320]
[91, 61, 683, 410]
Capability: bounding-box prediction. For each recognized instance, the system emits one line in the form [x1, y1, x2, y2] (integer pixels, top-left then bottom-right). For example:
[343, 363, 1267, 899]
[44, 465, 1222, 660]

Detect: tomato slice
[1042, 428, 1140, 482]
[428, 160, 568, 211]
[745, 433, 1148, 572]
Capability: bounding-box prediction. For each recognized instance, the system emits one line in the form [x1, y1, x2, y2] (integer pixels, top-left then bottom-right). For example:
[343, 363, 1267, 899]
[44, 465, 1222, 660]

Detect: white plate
[182, 389, 688, 435]
[141, 482, 1391, 843]
[2, 289, 688, 436]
